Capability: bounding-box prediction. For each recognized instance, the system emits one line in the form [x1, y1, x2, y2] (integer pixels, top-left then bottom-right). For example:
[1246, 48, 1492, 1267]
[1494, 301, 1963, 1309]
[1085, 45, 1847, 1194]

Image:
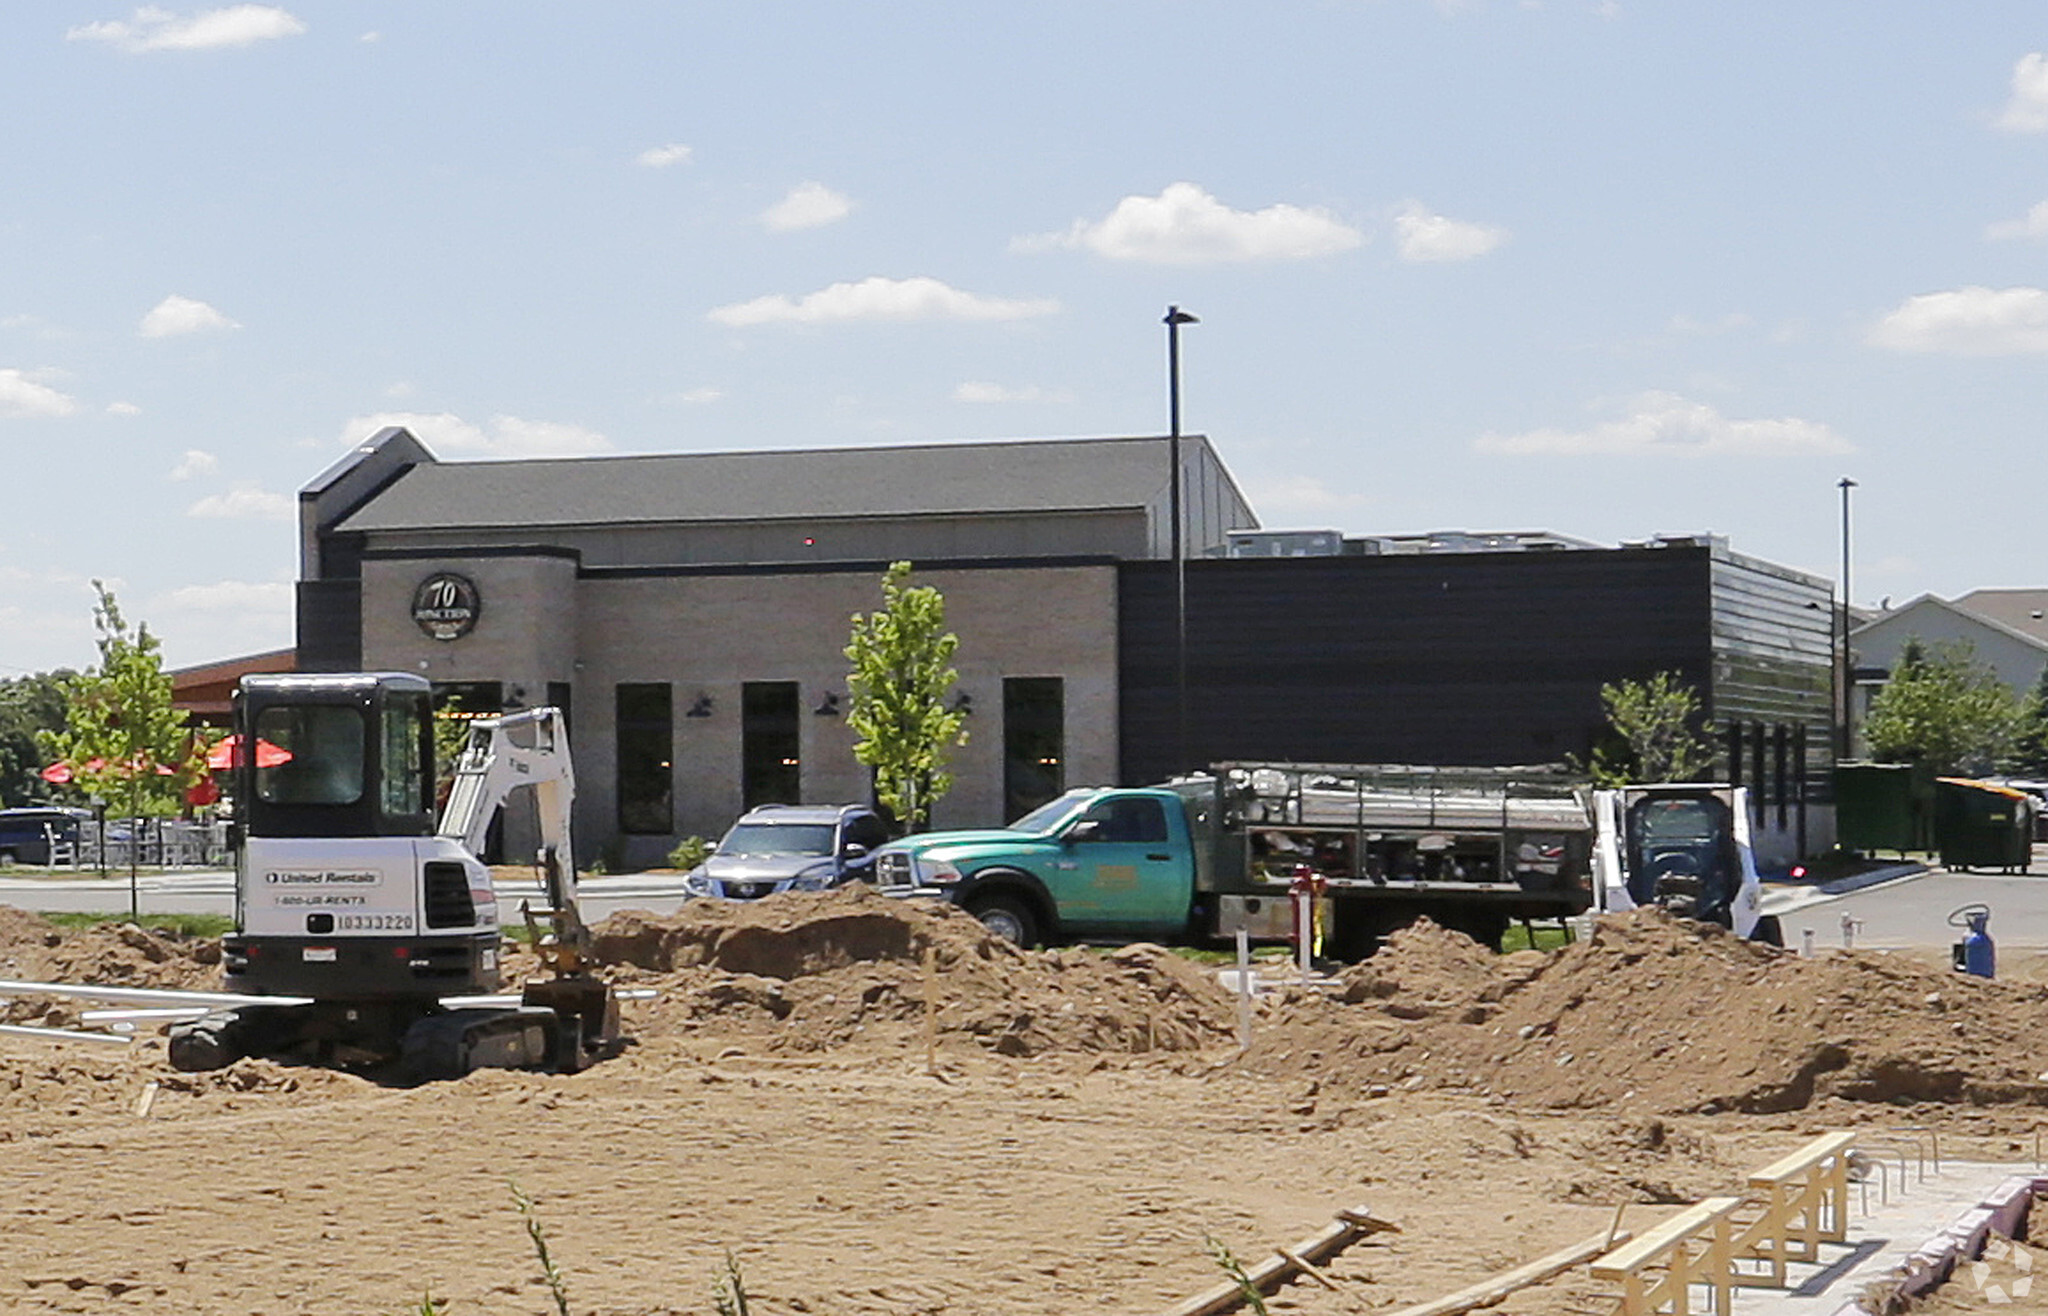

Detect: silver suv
[680, 803, 891, 901]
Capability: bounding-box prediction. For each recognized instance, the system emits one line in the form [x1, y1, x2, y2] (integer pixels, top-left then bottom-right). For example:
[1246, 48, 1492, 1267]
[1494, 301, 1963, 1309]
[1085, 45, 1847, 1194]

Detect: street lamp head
[1164, 306, 1199, 326]
[1838, 477, 1858, 490]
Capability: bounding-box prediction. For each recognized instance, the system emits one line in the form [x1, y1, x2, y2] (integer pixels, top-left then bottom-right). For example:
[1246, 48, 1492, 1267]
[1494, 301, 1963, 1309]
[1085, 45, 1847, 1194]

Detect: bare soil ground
[4, 891, 2048, 1315]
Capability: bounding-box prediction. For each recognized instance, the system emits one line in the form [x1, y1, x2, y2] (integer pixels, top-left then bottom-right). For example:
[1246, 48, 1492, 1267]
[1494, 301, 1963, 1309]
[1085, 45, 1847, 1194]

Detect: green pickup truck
[871, 762, 1599, 956]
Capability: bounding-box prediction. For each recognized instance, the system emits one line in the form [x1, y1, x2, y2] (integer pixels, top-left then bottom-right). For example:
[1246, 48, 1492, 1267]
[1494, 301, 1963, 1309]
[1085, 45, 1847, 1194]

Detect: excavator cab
[237, 673, 436, 842]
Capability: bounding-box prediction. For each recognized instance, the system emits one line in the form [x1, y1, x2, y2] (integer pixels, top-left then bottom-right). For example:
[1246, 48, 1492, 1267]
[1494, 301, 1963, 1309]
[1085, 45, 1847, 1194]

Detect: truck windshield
[1009, 793, 1090, 835]
[720, 822, 836, 857]
[254, 705, 366, 806]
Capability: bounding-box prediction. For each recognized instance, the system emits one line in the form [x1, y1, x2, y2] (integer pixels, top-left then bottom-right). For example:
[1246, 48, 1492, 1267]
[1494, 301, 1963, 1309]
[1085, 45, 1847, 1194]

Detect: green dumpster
[1835, 762, 1932, 855]
[1934, 778, 2034, 873]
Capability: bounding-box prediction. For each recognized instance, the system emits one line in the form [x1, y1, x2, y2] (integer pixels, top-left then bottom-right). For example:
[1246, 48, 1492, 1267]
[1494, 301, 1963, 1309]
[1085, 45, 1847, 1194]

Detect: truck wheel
[965, 893, 1038, 947]
[1751, 914, 1784, 947]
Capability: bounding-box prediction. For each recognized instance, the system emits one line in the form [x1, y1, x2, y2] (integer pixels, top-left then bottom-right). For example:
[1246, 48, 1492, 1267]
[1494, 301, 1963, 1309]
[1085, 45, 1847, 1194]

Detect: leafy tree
[1862, 638, 2031, 775]
[1584, 670, 1716, 786]
[38, 582, 205, 820]
[2009, 662, 2048, 777]
[844, 561, 968, 832]
[0, 671, 74, 807]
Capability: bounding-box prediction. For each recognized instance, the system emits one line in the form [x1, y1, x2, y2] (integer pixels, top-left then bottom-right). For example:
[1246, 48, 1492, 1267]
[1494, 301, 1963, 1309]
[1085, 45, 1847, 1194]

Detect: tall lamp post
[1838, 476, 1857, 760]
[1165, 305, 1199, 775]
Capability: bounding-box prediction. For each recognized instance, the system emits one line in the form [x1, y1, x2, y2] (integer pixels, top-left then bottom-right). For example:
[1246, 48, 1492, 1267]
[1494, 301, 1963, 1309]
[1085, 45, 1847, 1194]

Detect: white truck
[167, 672, 619, 1077]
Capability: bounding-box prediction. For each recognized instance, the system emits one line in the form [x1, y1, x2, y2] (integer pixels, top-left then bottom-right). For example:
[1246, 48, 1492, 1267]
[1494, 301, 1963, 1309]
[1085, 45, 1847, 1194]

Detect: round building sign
[411, 572, 480, 641]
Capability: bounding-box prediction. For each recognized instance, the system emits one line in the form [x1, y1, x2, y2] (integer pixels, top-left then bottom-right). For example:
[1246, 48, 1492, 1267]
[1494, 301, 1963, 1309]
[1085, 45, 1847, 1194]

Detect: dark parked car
[681, 803, 890, 901]
[0, 807, 90, 866]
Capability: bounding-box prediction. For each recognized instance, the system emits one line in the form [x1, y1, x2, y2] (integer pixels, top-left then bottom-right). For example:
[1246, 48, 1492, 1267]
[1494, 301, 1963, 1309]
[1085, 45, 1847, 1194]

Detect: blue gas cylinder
[1950, 905, 1995, 979]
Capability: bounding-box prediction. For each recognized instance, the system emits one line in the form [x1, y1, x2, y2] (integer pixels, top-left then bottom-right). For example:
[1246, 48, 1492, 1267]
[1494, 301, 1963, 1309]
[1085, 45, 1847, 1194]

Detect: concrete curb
[1817, 863, 1927, 897]
[1829, 1174, 2041, 1316]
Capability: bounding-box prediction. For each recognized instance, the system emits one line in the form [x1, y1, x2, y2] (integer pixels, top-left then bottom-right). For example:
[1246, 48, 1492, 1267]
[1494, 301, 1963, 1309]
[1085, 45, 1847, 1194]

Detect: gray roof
[331, 434, 1217, 533]
[1953, 589, 2048, 646]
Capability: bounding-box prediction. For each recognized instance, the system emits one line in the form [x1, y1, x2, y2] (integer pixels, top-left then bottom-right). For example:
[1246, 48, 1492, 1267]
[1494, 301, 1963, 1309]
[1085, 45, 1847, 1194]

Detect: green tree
[38, 583, 205, 820]
[1584, 670, 1716, 787]
[0, 671, 74, 807]
[1862, 638, 2032, 775]
[844, 561, 968, 832]
[2009, 662, 2048, 777]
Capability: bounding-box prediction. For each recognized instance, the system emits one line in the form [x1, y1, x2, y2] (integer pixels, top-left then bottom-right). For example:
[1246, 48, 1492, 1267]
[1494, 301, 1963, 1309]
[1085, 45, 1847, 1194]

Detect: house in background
[1848, 590, 2048, 755]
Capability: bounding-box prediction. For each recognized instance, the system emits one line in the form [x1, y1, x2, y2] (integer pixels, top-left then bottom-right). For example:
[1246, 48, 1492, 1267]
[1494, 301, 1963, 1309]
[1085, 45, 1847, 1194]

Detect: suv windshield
[1009, 792, 1090, 835]
[719, 822, 837, 858]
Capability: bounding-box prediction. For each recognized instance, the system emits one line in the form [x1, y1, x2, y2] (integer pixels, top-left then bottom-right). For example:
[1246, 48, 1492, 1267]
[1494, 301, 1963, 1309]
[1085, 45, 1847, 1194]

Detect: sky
[4, 2, 2048, 675]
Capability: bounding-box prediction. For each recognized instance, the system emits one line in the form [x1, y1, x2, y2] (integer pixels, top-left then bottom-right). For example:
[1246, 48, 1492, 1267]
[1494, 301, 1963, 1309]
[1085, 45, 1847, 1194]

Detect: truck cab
[872, 787, 1197, 946]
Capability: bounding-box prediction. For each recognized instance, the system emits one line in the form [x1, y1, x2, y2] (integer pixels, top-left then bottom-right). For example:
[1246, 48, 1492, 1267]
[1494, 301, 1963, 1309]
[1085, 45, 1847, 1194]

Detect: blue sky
[4, 3, 2047, 674]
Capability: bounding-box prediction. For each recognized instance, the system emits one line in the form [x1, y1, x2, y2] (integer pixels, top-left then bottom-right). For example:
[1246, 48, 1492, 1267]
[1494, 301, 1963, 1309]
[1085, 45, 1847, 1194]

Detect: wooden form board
[1157, 1204, 1396, 1316]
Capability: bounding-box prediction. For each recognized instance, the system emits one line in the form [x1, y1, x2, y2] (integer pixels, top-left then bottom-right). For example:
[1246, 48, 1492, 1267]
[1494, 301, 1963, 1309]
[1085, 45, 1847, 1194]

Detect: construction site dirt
[5, 890, 2048, 1315]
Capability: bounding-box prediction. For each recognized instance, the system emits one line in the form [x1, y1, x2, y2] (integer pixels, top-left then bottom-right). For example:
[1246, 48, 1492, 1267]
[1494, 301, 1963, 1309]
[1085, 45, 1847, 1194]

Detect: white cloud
[140, 294, 239, 338]
[708, 276, 1059, 327]
[1997, 53, 2048, 133]
[106, 400, 141, 416]
[762, 182, 853, 232]
[186, 483, 293, 521]
[339, 411, 615, 458]
[1868, 286, 2048, 355]
[666, 387, 724, 405]
[169, 449, 218, 480]
[1475, 391, 1852, 458]
[68, 6, 306, 53]
[1986, 201, 2048, 241]
[1393, 201, 1508, 262]
[953, 381, 1074, 404]
[637, 143, 693, 169]
[0, 369, 78, 419]
[150, 579, 296, 664]
[1241, 475, 1373, 518]
[1016, 182, 1364, 265]
[155, 579, 293, 614]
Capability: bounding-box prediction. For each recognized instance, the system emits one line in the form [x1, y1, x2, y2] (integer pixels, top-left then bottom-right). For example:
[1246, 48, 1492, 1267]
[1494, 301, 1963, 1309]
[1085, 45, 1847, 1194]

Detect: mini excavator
[166, 673, 620, 1078]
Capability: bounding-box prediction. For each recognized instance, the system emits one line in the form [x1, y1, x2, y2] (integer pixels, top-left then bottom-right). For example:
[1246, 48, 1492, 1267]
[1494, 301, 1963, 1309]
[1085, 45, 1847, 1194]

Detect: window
[616, 683, 672, 834]
[742, 682, 800, 808]
[1082, 797, 1167, 844]
[1003, 677, 1064, 822]
[381, 691, 430, 820]
[255, 706, 366, 806]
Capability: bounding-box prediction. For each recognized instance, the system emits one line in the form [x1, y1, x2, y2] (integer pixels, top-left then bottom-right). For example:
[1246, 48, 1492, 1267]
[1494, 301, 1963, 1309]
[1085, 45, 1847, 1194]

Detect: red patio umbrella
[40, 757, 177, 783]
[205, 735, 293, 771]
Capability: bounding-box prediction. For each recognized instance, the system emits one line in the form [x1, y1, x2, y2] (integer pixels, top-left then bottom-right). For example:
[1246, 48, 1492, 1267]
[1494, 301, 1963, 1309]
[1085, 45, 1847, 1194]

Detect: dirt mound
[1255, 908, 2048, 1114]
[0, 906, 220, 991]
[592, 885, 1240, 1057]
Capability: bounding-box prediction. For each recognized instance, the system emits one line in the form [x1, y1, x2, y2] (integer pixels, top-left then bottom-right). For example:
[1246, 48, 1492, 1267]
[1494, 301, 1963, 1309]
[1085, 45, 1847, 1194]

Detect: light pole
[1165, 305, 1198, 775]
[1838, 476, 1857, 760]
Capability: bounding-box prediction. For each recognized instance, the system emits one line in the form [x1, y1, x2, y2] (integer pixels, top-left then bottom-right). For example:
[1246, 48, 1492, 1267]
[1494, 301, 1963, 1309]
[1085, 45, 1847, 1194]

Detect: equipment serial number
[336, 913, 415, 932]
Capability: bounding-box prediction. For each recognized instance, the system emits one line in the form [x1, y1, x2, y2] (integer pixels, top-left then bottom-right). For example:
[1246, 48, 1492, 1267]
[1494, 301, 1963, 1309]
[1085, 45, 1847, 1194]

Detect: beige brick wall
[359, 558, 1118, 866]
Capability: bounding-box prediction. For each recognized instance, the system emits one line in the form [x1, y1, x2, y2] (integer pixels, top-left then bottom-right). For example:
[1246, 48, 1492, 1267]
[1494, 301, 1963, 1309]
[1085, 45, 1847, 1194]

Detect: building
[296, 427, 1255, 865]
[293, 429, 1836, 866]
[1848, 590, 2048, 755]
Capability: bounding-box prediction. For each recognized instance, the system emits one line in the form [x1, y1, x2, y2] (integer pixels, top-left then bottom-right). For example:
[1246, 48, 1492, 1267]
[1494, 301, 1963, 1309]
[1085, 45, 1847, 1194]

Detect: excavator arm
[437, 708, 591, 969]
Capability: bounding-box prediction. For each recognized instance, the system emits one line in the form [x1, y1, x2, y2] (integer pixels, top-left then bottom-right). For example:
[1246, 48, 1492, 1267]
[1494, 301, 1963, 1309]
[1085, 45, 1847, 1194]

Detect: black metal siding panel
[294, 580, 362, 673]
[1117, 548, 1716, 784]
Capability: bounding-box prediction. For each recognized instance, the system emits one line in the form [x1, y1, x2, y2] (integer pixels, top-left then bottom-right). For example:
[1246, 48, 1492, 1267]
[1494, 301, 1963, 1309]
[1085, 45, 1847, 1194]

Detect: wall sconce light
[685, 693, 714, 719]
[813, 692, 841, 717]
[948, 691, 974, 716]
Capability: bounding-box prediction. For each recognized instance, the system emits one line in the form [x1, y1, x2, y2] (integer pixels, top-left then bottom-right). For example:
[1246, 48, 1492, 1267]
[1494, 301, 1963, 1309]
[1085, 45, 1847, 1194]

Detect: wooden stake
[922, 946, 938, 1076]
[1606, 1202, 1628, 1250]
[1276, 1247, 1344, 1292]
